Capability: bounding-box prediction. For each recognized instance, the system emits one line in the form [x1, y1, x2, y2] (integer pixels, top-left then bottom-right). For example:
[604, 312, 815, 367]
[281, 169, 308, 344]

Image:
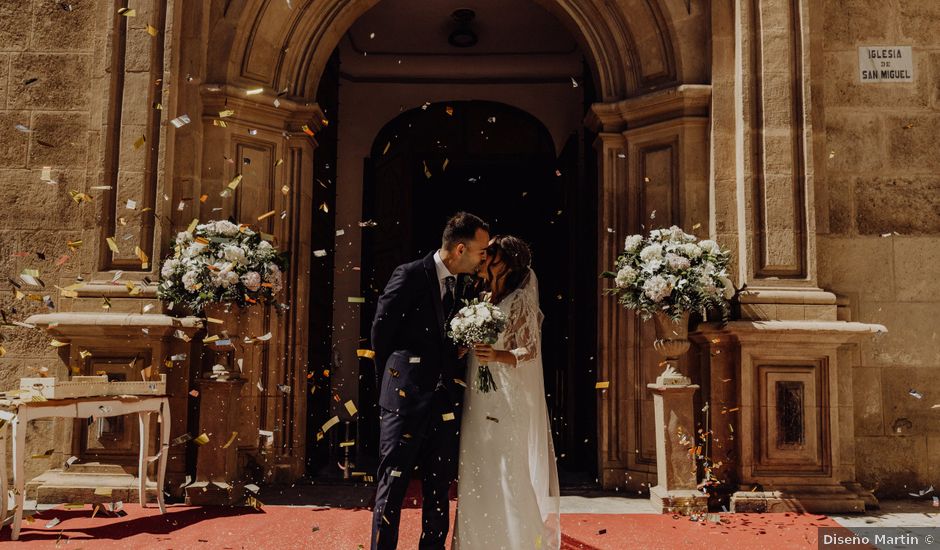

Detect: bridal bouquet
[157, 220, 287, 313]
[448, 299, 508, 393]
[603, 225, 734, 321]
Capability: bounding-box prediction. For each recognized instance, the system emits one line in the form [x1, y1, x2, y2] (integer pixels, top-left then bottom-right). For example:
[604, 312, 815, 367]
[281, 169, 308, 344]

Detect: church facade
[0, 0, 937, 511]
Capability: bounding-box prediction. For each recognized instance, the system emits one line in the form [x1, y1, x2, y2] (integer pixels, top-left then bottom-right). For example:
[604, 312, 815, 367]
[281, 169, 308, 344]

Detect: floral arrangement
[448, 298, 508, 393]
[157, 220, 287, 313]
[603, 225, 734, 321]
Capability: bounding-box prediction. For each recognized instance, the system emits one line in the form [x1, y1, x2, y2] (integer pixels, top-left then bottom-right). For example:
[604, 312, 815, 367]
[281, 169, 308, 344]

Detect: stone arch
[221, 0, 698, 103]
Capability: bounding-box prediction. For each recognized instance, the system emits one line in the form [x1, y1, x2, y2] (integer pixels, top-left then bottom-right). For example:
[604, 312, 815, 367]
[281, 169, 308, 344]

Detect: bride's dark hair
[486, 235, 532, 304]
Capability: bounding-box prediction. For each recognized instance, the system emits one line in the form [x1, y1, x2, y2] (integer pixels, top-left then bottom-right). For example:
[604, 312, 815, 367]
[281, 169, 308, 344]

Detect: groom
[370, 212, 490, 550]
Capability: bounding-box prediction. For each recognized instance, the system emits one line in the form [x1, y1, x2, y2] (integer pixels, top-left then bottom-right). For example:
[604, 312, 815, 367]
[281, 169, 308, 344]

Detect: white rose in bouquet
[181, 271, 200, 292]
[223, 245, 247, 265]
[615, 266, 637, 288]
[161, 258, 180, 279]
[664, 252, 691, 271]
[699, 239, 721, 256]
[640, 243, 664, 262]
[643, 275, 673, 302]
[624, 234, 643, 252]
[241, 271, 262, 291]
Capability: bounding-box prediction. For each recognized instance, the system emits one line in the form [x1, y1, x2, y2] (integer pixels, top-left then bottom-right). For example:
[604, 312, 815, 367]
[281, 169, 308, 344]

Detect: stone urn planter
[652, 310, 692, 385]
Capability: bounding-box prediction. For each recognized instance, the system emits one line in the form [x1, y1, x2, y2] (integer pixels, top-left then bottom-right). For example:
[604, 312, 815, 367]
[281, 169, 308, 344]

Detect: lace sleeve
[505, 271, 544, 364]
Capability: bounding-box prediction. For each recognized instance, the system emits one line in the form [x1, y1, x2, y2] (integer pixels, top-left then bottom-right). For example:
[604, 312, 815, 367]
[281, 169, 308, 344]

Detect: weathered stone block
[817, 236, 894, 301]
[859, 302, 940, 367]
[0, 111, 30, 167]
[0, 169, 85, 230]
[30, 0, 97, 52]
[28, 112, 90, 168]
[856, 177, 940, 235]
[0, 54, 8, 107]
[823, 52, 929, 109]
[894, 238, 940, 302]
[823, 0, 892, 49]
[856, 435, 928, 497]
[852, 367, 883, 436]
[898, 2, 940, 46]
[0, 1, 30, 51]
[824, 177, 854, 235]
[125, 27, 155, 73]
[880, 366, 940, 436]
[9, 53, 92, 111]
[825, 114, 883, 174]
[887, 115, 940, 173]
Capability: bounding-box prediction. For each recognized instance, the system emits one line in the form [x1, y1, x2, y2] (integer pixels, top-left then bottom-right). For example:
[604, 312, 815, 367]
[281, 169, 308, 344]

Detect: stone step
[25, 468, 159, 504]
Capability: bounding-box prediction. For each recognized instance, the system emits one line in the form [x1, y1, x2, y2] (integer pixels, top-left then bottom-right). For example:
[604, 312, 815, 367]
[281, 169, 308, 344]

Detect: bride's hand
[472, 343, 497, 362]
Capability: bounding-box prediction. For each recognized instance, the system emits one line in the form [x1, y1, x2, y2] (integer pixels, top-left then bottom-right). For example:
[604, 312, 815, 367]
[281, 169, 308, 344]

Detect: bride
[452, 235, 561, 550]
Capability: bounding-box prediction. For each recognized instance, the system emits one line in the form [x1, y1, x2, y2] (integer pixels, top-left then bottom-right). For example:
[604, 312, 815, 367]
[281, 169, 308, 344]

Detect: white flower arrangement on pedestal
[157, 220, 287, 313]
[603, 226, 734, 321]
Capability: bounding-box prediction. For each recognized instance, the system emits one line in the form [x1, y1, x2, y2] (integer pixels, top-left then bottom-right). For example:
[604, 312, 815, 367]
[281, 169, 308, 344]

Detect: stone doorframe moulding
[588, 84, 712, 491]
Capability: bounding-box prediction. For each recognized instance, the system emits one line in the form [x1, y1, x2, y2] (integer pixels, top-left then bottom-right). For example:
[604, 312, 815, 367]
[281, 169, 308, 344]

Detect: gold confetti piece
[63, 503, 85, 510]
[319, 201, 329, 213]
[193, 433, 210, 446]
[203, 334, 220, 343]
[316, 431, 324, 441]
[445, 106, 454, 116]
[302, 125, 315, 137]
[50, 339, 69, 348]
[219, 109, 235, 118]
[344, 400, 358, 416]
[94, 487, 113, 497]
[595, 381, 610, 389]
[322, 415, 340, 432]
[0, 345, 5, 358]
[339, 441, 355, 448]
[227, 174, 243, 190]
[423, 161, 431, 179]
[186, 218, 199, 233]
[245, 87, 264, 95]
[257, 210, 276, 221]
[390, 470, 402, 478]
[135, 246, 149, 269]
[221, 431, 238, 449]
[442, 158, 449, 172]
[280, 185, 290, 195]
[213, 119, 227, 128]
[356, 349, 375, 359]
[68, 190, 92, 204]
[146, 24, 158, 36]
[692, 223, 702, 230]
[347, 296, 365, 303]
[382, 141, 391, 155]
[274, 158, 284, 167]
[79, 350, 92, 359]
[828, 150, 836, 159]
[31, 449, 54, 459]
[133, 135, 146, 149]
[454, 378, 467, 388]
[66, 239, 83, 251]
[118, 7, 136, 16]
[442, 412, 455, 422]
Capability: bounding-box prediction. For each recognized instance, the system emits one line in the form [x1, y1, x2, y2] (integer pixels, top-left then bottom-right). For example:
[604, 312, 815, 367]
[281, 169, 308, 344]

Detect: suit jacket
[371, 251, 476, 415]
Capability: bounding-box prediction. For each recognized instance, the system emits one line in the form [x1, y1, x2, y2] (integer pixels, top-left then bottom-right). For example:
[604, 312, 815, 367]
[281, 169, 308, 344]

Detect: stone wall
[0, 1, 112, 480]
[817, 0, 940, 496]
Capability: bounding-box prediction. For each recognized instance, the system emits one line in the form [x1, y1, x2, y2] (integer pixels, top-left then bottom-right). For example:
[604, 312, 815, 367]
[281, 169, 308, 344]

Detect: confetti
[133, 135, 146, 149]
[171, 433, 193, 446]
[347, 296, 365, 303]
[909, 389, 923, 399]
[118, 7, 135, 16]
[219, 109, 235, 118]
[442, 412, 455, 422]
[344, 400, 358, 416]
[146, 24, 158, 36]
[595, 381, 610, 389]
[227, 174, 243, 191]
[423, 161, 432, 179]
[221, 431, 238, 449]
[302, 125, 315, 137]
[322, 416, 340, 432]
[336, 229, 345, 236]
[94, 487, 113, 497]
[356, 349, 375, 359]
[571, 76, 579, 88]
[193, 433, 210, 446]
[169, 114, 191, 128]
[486, 415, 499, 423]
[49, 339, 69, 348]
[257, 210, 276, 221]
[319, 202, 329, 213]
[245, 87, 264, 95]
[45, 517, 61, 529]
[339, 441, 355, 448]
[189, 389, 199, 397]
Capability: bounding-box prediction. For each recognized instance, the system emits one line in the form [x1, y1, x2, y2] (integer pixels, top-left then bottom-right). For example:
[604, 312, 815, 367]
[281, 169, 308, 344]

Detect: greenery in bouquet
[157, 220, 288, 313]
[602, 225, 734, 322]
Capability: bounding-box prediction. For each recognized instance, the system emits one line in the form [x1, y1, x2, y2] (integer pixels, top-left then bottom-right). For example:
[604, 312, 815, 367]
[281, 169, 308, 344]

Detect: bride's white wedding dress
[452, 271, 561, 550]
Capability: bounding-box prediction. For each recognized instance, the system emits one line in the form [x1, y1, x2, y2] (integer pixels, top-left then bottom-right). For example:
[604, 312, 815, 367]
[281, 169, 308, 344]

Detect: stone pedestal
[186, 378, 246, 505]
[647, 380, 708, 515]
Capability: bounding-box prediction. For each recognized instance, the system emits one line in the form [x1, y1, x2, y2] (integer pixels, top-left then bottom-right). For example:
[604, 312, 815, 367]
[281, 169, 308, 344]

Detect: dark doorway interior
[355, 100, 599, 486]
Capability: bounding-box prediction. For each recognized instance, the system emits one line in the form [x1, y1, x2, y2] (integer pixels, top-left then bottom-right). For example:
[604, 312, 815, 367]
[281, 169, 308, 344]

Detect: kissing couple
[370, 212, 560, 549]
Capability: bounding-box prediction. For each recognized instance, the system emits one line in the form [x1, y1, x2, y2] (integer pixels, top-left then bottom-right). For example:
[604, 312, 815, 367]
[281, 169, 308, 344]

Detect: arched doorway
[182, 0, 710, 493]
[346, 100, 599, 482]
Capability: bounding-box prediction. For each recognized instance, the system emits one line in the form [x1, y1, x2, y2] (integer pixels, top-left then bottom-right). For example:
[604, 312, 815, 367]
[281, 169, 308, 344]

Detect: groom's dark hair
[442, 212, 489, 250]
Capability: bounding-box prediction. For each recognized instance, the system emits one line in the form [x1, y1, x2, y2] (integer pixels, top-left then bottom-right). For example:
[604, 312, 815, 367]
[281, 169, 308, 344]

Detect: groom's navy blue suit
[370, 251, 473, 550]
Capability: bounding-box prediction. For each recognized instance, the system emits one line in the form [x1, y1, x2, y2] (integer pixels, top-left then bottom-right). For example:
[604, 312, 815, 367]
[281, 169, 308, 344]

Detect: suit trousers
[371, 388, 460, 550]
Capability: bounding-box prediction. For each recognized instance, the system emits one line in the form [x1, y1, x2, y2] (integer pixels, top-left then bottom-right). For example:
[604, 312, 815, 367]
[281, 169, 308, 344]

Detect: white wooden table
[0, 395, 170, 540]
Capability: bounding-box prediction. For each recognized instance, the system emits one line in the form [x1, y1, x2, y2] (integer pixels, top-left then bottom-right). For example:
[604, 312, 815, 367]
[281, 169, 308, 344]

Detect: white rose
[214, 270, 239, 288]
[624, 235, 643, 252]
[183, 242, 206, 258]
[664, 253, 691, 271]
[175, 231, 193, 244]
[212, 220, 240, 237]
[615, 266, 636, 288]
[699, 240, 721, 256]
[679, 243, 702, 258]
[641, 258, 663, 274]
[639, 243, 663, 262]
[161, 259, 180, 279]
[265, 264, 283, 292]
[223, 245, 247, 264]
[642, 275, 673, 303]
[241, 271, 262, 291]
[719, 275, 735, 299]
[181, 271, 199, 291]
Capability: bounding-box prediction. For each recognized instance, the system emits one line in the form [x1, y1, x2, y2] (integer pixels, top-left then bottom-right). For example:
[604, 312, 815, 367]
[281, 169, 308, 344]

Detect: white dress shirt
[432, 250, 456, 299]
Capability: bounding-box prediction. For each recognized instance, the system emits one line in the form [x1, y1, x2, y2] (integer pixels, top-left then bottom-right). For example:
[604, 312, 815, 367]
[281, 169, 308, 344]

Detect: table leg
[156, 399, 169, 514]
[0, 420, 7, 528]
[138, 411, 150, 508]
[11, 414, 25, 541]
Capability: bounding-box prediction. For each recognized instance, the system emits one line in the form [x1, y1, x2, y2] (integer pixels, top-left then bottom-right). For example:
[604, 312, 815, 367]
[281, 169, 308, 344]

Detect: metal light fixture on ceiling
[448, 8, 478, 48]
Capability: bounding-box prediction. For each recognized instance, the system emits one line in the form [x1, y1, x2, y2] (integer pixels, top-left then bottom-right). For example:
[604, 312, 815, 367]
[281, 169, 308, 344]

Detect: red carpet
[0, 504, 844, 549]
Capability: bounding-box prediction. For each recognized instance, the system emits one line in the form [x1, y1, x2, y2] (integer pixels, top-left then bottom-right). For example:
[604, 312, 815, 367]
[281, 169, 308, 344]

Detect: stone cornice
[692, 319, 887, 346]
[199, 84, 327, 135]
[585, 84, 711, 132]
[24, 313, 204, 339]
